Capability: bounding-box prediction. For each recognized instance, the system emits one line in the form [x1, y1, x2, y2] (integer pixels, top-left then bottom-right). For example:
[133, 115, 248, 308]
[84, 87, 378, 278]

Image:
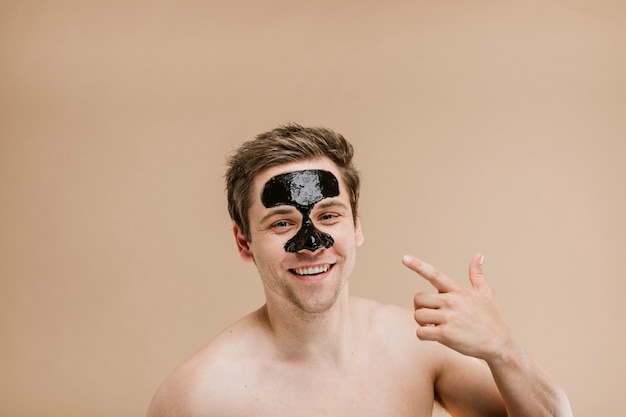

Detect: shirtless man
[146, 124, 572, 417]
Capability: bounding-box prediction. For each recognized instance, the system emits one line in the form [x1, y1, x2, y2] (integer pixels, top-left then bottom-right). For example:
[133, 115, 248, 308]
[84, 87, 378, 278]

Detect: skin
[146, 157, 572, 417]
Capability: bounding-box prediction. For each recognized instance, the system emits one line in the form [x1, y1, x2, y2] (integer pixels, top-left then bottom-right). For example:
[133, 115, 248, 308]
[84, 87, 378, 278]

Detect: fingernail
[479, 255, 485, 265]
[403, 255, 414, 264]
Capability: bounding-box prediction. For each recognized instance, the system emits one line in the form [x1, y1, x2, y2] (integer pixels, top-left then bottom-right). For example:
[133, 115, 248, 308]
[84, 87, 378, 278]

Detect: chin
[287, 284, 347, 316]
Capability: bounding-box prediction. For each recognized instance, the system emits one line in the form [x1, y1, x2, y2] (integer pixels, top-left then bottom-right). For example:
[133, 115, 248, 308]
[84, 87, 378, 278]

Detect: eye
[318, 212, 339, 224]
[270, 219, 295, 233]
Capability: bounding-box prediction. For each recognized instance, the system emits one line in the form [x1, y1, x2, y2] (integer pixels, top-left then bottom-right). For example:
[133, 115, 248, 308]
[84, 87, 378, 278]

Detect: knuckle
[432, 269, 444, 280]
[446, 296, 461, 309]
[413, 309, 421, 322]
[413, 292, 425, 305]
[416, 326, 434, 341]
[441, 310, 454, 323]
[437, 326, 453, 343]
[441, 293, 457, 308]
[413, 292, 421, 304]
[414, 309, 428, 325]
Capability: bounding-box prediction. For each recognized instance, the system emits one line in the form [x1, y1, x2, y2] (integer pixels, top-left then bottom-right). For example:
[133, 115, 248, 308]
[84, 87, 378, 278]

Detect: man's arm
[402, 254, 573, 417]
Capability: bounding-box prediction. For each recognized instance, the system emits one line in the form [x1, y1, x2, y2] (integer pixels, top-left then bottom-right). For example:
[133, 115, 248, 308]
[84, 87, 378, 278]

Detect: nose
[284, 216, 334, 253]
[301, 230, 326, 252]
[297, 245, 325, 255]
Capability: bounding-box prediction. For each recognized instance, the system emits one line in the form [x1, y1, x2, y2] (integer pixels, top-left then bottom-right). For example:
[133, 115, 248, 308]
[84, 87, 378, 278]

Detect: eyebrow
[314, 199, 349, 211]
[260, 207, 298, 224]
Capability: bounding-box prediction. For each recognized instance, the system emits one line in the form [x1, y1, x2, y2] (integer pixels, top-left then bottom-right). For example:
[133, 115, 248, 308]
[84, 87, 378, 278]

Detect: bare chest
[228, 358, 437, 417]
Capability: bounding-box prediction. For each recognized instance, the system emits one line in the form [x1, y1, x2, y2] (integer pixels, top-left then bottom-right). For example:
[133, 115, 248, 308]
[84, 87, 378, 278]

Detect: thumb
[469, 253, 490, 293]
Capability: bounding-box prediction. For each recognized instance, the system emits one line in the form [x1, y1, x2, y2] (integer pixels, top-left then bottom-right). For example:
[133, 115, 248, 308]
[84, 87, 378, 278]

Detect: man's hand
[402, 254, 513, 361]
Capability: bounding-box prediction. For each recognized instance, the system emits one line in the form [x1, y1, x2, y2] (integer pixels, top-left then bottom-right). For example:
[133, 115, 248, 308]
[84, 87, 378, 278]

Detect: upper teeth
[293, 265, 330, 276]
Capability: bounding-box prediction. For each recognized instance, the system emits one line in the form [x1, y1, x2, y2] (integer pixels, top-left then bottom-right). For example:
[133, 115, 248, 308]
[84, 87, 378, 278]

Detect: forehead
[252, 158, 346, 202]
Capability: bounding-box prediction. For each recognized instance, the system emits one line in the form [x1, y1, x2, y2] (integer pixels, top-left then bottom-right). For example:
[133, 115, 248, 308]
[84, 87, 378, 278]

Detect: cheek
[254, 239, 288, 263]
[327, 226, 357, 248]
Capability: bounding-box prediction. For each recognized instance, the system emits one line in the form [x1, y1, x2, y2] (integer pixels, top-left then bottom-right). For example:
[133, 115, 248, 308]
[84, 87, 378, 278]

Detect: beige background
[1, 1, 624, 416]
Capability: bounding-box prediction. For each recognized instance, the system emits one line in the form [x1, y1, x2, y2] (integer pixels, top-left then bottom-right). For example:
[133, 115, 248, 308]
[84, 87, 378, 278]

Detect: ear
[354, 215, 364, 247]
[233, 222, 254, 262]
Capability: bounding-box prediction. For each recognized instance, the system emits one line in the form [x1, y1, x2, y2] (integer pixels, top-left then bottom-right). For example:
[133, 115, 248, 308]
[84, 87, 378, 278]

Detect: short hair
[225, 123, 361, 240]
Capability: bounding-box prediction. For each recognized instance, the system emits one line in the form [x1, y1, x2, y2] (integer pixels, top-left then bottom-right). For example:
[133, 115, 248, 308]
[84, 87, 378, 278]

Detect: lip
[289, 263, 335, 282]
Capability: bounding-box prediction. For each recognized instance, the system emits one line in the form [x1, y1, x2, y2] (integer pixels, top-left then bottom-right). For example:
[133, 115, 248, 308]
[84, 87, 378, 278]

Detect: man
[147, 124, 572, 417]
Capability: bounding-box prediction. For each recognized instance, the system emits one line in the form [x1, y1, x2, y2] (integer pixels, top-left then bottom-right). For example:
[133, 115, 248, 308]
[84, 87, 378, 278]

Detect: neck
[261, 289, 354, 365]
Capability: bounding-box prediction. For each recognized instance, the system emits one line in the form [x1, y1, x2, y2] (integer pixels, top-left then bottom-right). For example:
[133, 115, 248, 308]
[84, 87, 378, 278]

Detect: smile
[291, 264, 333, 276]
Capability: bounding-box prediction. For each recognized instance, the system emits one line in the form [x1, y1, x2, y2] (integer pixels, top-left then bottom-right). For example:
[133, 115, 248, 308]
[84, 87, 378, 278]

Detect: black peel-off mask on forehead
[262, 169, 340, 253]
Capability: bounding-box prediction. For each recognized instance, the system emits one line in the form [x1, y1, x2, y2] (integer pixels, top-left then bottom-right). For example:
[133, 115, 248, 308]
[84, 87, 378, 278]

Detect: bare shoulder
[352, 297, 423, 343]
[146, 308, 270, 417]
[350, 297, 444, 367]
[357, 299, 505, 410]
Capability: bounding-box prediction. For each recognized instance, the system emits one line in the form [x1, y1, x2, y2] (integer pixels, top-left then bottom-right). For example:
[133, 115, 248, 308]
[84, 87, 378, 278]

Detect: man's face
[235, 157, 363, 315]
[261, 169, 340, 253]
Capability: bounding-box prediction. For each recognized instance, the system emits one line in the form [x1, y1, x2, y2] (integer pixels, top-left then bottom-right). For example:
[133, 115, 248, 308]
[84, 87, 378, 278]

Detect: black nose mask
[261, 169, 340, 253]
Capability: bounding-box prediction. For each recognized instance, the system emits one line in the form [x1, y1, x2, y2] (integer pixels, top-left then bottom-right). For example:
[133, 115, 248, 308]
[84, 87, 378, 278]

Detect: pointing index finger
[402, 255, 459, 293]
